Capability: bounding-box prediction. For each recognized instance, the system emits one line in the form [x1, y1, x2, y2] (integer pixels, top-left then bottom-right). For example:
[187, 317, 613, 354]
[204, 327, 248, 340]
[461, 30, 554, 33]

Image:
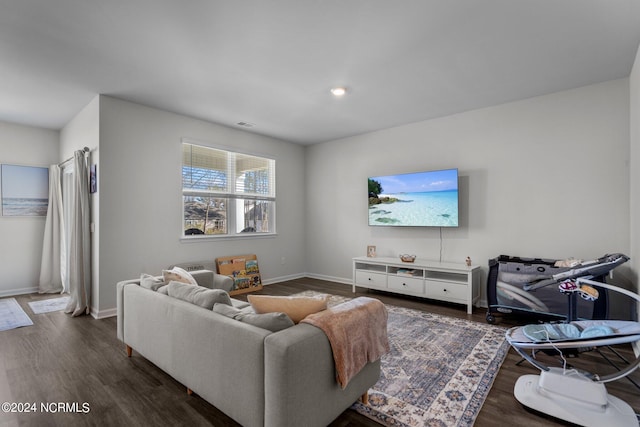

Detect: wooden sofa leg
[187, 388, 193, 396]
[361, 391, 369, 405]
[126, 345, 132, 357]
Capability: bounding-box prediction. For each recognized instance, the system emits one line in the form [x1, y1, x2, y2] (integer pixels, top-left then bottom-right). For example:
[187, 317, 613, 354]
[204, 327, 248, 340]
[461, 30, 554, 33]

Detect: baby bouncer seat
[505, 255, 640, 427]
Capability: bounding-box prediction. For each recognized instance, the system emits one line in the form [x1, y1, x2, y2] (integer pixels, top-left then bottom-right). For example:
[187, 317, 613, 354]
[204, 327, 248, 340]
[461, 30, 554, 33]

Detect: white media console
[352, 256, 481, 314]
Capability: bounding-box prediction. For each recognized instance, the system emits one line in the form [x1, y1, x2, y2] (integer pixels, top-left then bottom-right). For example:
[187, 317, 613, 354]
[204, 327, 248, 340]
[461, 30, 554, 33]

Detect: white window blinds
[182, 143, 275, 199]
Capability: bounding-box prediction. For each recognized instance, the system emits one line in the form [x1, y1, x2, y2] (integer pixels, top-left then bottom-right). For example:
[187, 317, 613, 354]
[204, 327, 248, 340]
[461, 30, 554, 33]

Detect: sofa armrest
[169, 261, 233, 291]
[116, 279, 142, 341]
[178, 269, 233, 292]
[190, 270, 215, 288]
[264, 323, 380, 427]
[213, 273, 234, 292]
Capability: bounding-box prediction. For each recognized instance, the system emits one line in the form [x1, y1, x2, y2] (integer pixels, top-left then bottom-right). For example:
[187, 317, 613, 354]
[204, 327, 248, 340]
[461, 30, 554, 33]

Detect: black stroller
[486, 253, 629, 324]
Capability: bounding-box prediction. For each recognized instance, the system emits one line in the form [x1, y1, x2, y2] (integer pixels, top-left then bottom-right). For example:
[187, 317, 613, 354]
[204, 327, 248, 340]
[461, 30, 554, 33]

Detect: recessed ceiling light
[236, 121, 255, 128]
[330, 87, 347, 97]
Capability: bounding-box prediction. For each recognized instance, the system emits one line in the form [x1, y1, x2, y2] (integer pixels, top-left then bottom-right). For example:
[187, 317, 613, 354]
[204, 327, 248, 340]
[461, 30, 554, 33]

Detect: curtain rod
[58, 146, 90, 166]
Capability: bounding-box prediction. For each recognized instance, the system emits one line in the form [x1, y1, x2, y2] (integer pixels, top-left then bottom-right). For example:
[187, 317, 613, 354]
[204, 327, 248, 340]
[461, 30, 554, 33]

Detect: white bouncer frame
[506, 279, 640, 427]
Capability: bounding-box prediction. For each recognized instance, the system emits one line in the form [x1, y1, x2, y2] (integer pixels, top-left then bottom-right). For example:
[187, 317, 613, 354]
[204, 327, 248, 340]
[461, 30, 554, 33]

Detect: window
[182, 141, 276, 237]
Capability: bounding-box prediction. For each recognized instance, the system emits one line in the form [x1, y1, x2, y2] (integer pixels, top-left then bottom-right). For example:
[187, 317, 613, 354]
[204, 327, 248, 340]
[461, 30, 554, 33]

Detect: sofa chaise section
[264, 323, 380, 426]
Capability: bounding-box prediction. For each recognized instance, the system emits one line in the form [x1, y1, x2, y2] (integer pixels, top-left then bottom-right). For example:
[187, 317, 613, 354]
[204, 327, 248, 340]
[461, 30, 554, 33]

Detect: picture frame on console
[367, 245, 376, 257]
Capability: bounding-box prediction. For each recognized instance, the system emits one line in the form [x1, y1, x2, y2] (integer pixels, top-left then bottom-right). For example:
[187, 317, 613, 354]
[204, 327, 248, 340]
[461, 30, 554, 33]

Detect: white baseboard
[261, 273, 307, 285]
[262, 273, 352, 286]
[0, 288, 119, 319]
[91, 307, 116, 319]
[0, 286, 39, 298]
[303, 272, 352, 285]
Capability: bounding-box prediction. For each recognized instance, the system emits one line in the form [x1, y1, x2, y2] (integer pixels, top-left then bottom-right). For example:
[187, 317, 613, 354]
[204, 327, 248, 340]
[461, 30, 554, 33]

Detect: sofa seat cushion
[168, 281, 232, 309]
[213, 303, 294, 332]
[247, 294, 329, 323]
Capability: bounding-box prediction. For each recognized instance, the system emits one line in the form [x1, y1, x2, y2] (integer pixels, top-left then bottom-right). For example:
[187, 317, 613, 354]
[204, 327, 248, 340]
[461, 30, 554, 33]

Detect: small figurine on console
[465, 256, 472, 267]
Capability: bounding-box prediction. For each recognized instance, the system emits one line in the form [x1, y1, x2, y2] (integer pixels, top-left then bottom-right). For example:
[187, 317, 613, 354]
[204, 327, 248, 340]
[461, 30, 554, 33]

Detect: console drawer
[388, 275, 424, 294]
[426, 280, 467, 302]
[355, 270, 387, 289]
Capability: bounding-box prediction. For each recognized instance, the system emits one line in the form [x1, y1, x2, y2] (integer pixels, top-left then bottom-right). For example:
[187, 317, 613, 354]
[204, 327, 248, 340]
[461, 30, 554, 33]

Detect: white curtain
[61, 165, 74, 292]
[38, 165, 65, 293]
[64, 150, 91, 316]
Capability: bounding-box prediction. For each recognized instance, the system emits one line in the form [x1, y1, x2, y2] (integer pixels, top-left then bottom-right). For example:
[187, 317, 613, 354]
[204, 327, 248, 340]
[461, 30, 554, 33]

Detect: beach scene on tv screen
[368, 169, 458, 227]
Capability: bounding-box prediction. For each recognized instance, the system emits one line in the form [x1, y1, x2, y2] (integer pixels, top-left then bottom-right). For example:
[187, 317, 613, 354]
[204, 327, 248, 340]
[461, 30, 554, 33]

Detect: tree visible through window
[182, 141, 275, 237]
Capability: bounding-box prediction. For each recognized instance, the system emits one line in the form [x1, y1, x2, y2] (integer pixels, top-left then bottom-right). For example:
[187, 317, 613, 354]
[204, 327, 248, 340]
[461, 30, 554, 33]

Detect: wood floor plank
[1, 279, 638, 426]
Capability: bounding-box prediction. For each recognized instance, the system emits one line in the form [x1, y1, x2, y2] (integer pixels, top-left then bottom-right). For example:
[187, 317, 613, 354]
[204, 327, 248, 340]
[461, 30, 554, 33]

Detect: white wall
[630, 42, 640, 318]
[60, 96, 99, 160]
[59, 96, 100, 314]
[0, 121, 59, 296]
[97, 96, 306, 316]
[2, 75, 635, 318]
[306, 79, 631, 307]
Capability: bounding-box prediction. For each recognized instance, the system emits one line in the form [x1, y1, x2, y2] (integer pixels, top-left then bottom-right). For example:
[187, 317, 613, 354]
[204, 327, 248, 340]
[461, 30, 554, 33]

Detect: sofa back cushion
[213, 303, 294, 332]
[168, 281, 232, 309]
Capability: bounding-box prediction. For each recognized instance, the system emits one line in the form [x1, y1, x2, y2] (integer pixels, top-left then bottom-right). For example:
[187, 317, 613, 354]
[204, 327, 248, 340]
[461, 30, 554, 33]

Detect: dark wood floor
[1, 278, 638, 426]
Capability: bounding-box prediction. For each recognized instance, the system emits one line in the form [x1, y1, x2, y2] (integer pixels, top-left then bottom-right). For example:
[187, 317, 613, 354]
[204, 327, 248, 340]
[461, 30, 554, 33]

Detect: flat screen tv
[368, 168, 459, 227]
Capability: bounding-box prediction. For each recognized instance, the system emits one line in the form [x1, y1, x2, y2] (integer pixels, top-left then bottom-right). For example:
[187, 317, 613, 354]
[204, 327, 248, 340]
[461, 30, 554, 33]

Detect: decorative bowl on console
[399, 254, 416, 263]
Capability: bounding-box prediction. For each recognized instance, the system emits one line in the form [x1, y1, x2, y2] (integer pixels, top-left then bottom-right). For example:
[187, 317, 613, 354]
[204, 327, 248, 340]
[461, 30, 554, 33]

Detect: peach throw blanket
[301, 297, 390, 389]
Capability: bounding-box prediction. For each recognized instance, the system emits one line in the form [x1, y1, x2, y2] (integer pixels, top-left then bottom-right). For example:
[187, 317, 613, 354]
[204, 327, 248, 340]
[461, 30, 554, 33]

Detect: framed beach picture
[1, 164, 49, 216]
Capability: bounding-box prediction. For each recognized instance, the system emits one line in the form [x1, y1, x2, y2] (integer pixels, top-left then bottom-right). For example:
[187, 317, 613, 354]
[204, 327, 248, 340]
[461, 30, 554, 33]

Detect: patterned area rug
[297, 291, 509, 427]
[0, 298, 33, 331]
[28, 296, 70, 314]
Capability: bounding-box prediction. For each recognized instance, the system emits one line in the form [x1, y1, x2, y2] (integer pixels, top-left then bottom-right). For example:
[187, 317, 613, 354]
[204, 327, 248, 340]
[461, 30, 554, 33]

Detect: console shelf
[352, 256, 480, 314]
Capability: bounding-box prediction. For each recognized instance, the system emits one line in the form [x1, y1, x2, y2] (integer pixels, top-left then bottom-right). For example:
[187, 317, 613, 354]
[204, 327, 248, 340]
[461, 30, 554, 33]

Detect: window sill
[180, 233, 277, 243]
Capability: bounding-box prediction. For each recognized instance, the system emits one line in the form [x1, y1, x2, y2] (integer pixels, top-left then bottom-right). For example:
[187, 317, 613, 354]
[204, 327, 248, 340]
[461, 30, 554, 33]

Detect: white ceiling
[1, 0, 640, 145]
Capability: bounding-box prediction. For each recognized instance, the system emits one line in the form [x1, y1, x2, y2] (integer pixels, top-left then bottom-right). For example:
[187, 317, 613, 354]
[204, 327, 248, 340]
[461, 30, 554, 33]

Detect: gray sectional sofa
[116, 278, 381, 427]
